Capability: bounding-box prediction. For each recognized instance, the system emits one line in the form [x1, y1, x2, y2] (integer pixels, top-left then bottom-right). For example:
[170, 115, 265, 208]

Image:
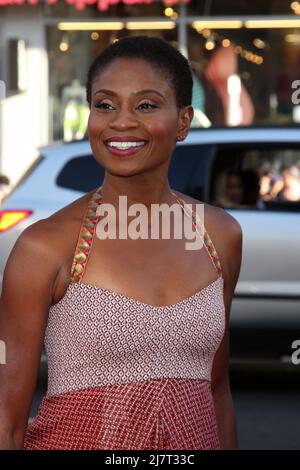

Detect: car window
[56, 155, 105, 192]
[209, 145, 300, 211]
[56, 144, 213, 200]
[168, 144, 213, 201]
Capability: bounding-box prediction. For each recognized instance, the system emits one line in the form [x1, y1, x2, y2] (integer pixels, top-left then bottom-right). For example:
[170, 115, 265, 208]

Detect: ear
[176, 105, 194, 141]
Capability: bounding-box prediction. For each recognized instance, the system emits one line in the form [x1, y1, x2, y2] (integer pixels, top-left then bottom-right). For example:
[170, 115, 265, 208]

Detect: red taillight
[0, 210, 33, 233]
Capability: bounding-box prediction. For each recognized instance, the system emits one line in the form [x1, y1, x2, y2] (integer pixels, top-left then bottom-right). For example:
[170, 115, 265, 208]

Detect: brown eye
[95, 102, 114, 110]
[138, 101, 159, 110]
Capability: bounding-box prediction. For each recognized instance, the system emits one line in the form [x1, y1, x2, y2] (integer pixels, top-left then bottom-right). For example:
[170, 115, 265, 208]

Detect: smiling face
[87, 58, 193, 178]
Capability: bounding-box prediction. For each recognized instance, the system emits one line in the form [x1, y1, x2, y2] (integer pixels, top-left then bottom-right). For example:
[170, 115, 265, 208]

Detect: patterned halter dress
[23, 186, 225, 450]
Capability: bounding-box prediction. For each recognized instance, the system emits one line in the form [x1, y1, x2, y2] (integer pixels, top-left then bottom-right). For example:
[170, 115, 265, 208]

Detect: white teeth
[106, 141, 146, 149]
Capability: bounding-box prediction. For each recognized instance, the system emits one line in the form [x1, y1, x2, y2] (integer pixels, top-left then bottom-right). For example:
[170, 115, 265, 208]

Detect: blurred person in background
[274, 165, 300, 202]
[213, 170, 245, 209]
[258, 161, 282, 201]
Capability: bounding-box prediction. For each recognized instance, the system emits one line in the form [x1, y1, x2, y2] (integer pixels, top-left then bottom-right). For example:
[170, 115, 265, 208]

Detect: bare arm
[210, 211, 243, 450]
[0, 221, 61, 449]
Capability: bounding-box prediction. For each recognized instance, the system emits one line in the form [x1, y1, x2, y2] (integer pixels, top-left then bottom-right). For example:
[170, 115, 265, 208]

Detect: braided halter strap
[171, 194, 223, 278]
[70, 186, 223, 283]
[70, 186, 103, 284]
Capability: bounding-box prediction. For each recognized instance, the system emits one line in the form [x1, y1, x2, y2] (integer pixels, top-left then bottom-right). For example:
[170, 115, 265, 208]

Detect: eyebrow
[93, 88, 165, 99]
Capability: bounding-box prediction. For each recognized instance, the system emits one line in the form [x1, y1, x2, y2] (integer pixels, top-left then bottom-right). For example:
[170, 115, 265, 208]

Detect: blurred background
[2, 0, 300, 184]
[1, 0, 300, 450]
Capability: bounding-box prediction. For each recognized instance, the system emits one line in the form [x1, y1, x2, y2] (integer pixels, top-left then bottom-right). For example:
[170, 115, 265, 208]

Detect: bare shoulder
[172, 189, 242, 237]
[172, 190, 243, 282]
[4, 189, 97, 303]
[15, 189, 95, 258]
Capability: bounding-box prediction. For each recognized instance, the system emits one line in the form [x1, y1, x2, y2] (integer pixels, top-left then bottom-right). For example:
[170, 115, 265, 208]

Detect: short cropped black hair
[86, 35, 193, 110]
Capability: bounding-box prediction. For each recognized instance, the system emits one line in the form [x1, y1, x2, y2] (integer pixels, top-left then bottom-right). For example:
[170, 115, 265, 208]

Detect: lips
[104, 135, 148, 157]
[104, 136, 148, 143]
[103, 135, 148, 157]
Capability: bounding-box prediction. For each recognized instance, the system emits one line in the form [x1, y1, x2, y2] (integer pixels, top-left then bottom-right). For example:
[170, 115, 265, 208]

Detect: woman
[0, 36, 242, 450]
[213, 169, 245, 209]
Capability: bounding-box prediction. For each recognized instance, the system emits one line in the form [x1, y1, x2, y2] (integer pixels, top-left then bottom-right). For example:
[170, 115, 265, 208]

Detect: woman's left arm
[210, 211, 243, 450]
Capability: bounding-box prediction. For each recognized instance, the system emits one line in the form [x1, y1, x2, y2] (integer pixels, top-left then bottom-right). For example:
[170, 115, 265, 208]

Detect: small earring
[177, 135, 185, 142]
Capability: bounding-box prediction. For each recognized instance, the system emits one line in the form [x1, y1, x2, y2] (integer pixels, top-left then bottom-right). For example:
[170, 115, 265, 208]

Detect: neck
[98, 178, 178, 208]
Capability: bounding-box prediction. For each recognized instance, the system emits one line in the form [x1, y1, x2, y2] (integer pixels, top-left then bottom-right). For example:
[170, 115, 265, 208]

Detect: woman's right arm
[0, 221, 61, 449]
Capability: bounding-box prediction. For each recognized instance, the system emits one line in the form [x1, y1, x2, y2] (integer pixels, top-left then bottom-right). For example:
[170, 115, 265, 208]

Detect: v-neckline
[56, 275, 224, 311]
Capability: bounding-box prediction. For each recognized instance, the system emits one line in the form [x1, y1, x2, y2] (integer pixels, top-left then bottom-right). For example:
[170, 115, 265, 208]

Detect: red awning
[0, 0, 190, 12]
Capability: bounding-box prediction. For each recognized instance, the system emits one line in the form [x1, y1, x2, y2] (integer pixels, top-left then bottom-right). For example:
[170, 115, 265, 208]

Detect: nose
[108, 106, 139, 131]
